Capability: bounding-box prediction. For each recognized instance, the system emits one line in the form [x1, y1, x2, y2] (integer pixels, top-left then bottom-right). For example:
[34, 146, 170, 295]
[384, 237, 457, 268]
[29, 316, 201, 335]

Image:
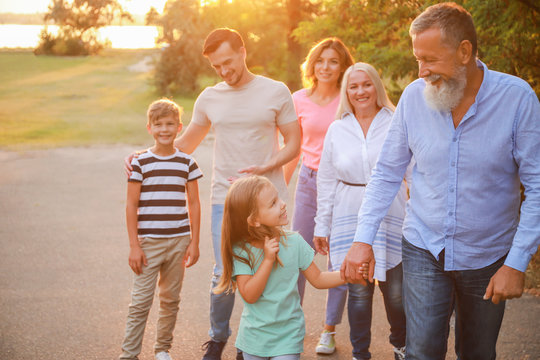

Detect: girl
[283, 37, 354, 355]
[314, 62, 411, 360]
[215, 175, 363, 360]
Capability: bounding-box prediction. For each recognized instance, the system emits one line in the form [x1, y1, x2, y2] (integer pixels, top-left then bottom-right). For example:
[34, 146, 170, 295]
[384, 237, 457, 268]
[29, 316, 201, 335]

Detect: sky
[0, 0, 169, 15]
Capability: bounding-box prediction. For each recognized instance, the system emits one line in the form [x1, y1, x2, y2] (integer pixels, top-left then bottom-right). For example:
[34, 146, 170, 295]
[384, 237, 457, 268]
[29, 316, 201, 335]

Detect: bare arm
[236, 237, 280, 304]
[303, 262, 346, 289]
[238, 121, 301, 176]
[184, 179, 201, 268]
[283, 153, 301, 186]
[126, 181, 147, 275]
[174, 122, 211, 155]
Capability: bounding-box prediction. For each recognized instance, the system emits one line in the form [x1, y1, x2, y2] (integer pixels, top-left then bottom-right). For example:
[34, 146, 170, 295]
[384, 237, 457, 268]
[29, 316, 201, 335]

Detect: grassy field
[0, 49, 196, 150]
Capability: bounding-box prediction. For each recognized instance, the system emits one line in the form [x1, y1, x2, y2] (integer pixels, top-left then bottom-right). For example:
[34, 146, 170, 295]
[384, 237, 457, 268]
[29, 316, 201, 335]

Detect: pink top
[292, 88, 340, 171]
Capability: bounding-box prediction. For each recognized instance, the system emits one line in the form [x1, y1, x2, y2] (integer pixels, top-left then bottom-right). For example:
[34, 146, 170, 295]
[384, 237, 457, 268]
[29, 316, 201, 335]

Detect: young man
[154, 28, 300, 359]
[341, 3, 539, 360]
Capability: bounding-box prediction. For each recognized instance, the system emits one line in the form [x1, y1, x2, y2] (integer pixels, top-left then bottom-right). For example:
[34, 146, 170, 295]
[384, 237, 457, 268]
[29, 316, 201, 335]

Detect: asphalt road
[1, 142, 539, 360]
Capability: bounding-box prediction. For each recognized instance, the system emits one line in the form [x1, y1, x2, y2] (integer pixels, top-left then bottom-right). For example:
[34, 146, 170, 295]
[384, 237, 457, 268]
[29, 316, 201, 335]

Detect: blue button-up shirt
[354, 60, 540, 272]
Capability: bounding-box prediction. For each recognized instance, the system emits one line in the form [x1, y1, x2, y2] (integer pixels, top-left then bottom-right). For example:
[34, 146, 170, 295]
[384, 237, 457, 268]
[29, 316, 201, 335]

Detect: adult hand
[237, 164, 268, 176]
[483, 265, 525, 304]
[124, 151, 141, 177]
[340, 242, 375, 285]
[313, 236, 329, 255]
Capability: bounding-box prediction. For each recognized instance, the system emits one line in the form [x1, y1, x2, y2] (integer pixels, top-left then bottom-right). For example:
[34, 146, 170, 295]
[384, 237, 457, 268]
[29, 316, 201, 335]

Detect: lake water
[0, 24, 160, 49]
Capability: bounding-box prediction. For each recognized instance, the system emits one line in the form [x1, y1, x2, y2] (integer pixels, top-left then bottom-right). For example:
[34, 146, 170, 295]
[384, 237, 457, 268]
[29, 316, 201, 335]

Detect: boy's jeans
[120, 235, 191, 359]
[209, 204, 235, 342]
[347, 263, 406, 360]
[402, 237, 506, 360]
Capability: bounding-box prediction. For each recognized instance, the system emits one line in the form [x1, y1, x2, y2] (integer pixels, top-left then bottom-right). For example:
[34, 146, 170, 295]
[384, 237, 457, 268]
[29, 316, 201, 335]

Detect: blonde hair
[146, 98, 182, 126]
[214, 175, 285, 295]
[300, 37, 354, 91]
[336, 62, 395, 118]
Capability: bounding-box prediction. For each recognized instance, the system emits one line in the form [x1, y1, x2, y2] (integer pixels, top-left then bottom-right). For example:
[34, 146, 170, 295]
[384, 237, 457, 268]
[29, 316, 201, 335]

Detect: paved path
[1, 143, 539, 360]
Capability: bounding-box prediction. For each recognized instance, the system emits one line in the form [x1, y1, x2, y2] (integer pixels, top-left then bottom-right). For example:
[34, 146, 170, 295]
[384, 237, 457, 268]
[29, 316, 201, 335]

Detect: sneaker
[201, 339, 226, 360]
[393, 346, 406, 360]
[155, 351, 172, 360]
[315, 330, 336, 354]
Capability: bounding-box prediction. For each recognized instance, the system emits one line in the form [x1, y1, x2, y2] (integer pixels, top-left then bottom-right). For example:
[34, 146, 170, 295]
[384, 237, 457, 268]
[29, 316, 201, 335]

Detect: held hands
[340, 242, 375, 286]
[128, 245, 148, 275]
[483, 265, 525, 304]
[313, 236, 329, 255]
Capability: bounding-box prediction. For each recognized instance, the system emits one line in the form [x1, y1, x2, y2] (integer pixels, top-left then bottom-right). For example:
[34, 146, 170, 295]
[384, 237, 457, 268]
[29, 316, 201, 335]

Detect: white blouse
[314, 108, 411, 280]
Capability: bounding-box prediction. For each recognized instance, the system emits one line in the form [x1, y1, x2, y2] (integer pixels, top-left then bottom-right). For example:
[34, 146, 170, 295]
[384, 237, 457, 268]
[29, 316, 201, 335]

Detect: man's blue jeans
[208, 204, 234, 342]
[402, 238, 506, 360]
[348, 263, 406, 360]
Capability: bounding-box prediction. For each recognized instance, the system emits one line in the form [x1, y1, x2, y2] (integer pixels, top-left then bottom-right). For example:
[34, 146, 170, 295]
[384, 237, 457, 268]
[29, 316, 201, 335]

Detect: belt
[340, 180, 366, 187]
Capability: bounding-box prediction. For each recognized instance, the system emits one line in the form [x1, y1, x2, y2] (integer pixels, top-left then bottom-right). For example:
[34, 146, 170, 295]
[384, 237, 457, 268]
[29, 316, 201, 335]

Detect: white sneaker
[393, 346, 406, 360]
[155, 351, 173, 360]
[315, 330, 336, 354]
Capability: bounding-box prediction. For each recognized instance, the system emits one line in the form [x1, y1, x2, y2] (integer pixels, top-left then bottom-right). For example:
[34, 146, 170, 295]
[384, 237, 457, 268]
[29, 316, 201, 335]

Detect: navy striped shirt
[128, 149, 203, 238]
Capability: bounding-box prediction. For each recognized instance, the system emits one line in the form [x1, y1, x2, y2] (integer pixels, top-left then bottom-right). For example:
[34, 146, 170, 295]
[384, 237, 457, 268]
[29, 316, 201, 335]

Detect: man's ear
[457, 39, 473, 65]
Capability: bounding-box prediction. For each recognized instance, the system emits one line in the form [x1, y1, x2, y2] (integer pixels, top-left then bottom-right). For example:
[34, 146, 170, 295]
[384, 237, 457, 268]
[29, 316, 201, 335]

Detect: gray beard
[423, 65, 467, 112]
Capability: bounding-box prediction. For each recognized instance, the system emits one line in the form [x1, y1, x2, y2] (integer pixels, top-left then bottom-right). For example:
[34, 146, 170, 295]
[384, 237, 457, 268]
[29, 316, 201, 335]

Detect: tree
[152, 0, 210, 96]
[34, 0, 132, 56]
[293, 0, 539, 100]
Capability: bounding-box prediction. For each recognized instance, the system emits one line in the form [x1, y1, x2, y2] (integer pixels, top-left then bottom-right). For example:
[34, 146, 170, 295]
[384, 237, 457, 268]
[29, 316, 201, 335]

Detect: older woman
[283, 37, 354, 355]
[314, 63, 411, 360]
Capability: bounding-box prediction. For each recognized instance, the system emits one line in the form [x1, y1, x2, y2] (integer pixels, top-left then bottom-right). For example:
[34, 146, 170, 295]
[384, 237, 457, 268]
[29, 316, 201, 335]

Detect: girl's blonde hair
[300, 37, 354, 91]
[335, 62, 395, 119]
[214, 175, 285, 294]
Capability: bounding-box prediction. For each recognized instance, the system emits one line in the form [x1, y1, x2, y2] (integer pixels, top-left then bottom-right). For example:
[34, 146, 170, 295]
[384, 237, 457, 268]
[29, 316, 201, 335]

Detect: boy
[120, 99, 203, 360]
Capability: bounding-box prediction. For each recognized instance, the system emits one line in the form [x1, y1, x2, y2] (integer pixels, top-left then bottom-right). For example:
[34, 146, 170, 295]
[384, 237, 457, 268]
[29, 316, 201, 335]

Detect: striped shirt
[128, 149, 203, 238]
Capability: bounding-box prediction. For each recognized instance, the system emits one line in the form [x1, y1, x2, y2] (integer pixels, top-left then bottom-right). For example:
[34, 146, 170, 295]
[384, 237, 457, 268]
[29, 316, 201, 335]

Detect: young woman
[314, 63, 411, 360]
[214, 175, 362, 360]
[283, 37, 354, 355]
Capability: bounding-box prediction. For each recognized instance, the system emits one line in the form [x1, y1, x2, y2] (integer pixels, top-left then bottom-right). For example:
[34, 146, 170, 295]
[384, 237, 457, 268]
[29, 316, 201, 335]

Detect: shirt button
[448, 211, 454, 216]
[453, 138, 457, 142]
[450, 188, 455, 193]
[451, 161, 456, 166]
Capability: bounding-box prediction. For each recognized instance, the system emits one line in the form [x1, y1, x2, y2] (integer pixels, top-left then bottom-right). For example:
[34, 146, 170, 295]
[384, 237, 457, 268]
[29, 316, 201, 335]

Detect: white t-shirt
[191, 75, 297, 203]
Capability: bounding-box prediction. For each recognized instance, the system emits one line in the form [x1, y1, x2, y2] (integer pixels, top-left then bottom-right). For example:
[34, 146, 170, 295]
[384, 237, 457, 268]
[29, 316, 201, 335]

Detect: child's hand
[263, 236, 280, 263]
[184, 241, 200, 268]
[129, 246, 147, 275]
[348, 263, 370, 284]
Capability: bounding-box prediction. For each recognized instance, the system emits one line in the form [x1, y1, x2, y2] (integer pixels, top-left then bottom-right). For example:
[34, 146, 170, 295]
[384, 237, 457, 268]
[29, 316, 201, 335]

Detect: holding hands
[340, 242, 375, 286]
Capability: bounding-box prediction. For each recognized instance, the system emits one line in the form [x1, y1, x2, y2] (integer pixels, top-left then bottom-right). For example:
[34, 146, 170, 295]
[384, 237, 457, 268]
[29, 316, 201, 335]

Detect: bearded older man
[341, 3, 540, 360]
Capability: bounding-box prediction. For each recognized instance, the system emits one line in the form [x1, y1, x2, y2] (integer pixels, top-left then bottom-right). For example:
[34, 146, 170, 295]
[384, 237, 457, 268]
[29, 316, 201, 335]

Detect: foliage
[293, 0, 539, 102]
[34, 0, 132, 56]
[465, 0, 539, 95]
[152, 0, 210, 96]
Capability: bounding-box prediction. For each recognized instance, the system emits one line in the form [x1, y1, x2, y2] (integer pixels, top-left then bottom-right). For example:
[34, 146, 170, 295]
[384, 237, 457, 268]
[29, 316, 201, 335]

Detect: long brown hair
[214, 176, 285, 295]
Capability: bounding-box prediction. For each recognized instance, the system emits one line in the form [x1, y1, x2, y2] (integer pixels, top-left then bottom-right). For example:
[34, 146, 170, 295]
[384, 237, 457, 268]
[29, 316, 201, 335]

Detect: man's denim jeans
[208, 204, 235, 342]
[402, 237, 506, 360]
[347, 263, 406, 360]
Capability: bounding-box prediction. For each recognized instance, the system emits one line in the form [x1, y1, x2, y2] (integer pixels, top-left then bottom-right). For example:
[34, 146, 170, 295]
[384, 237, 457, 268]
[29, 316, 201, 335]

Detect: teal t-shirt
[232, 231, 315, 357]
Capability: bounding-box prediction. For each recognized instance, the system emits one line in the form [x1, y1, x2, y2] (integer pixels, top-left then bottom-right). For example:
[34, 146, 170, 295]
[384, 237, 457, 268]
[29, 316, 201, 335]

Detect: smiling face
[252, 184, 288, 228]
[413, 27, 468, 111]
[206, 41, 248, 87]
[314, 48, 342, 86]
[147, 115, 181, 147]
[346, 70, 379, 115]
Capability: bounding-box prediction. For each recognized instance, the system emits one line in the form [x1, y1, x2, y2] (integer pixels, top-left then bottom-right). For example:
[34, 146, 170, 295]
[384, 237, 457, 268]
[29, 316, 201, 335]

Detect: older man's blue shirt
[354, 60, 540, 272]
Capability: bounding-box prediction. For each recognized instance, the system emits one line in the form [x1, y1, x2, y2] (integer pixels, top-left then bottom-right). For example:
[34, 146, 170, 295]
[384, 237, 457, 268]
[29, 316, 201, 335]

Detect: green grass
[0, 49, 196, 150]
